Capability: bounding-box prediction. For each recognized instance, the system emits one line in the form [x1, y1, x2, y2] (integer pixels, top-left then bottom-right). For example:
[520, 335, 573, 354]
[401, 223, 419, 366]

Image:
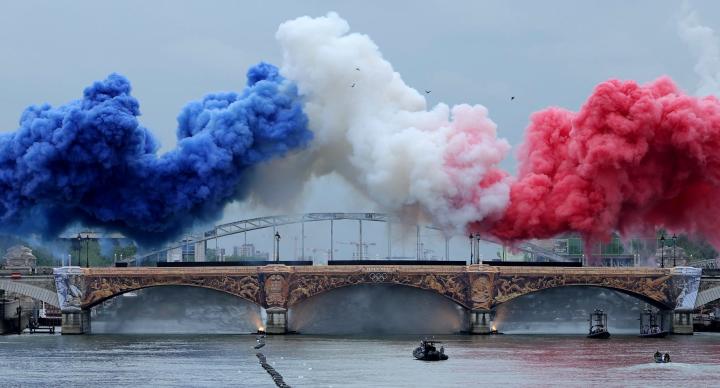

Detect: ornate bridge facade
[54, 265, 702, 334]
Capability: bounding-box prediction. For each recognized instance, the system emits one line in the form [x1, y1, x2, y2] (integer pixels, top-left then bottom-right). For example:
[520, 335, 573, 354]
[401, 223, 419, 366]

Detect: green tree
[113, 243, 137, 263]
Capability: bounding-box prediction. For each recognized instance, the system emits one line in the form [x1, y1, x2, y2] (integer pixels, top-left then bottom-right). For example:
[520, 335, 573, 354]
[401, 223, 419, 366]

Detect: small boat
[587, 309, 610, 339]
[639, 309, 668, 338]
[413, 339, 448, 361]
[653, 352, 671, 363]
[640, 326, 668, 338]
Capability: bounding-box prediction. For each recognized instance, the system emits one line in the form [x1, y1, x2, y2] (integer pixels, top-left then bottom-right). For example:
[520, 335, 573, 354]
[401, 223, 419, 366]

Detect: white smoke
[264, 12, 510, 233]
[679, 7, 720, 96]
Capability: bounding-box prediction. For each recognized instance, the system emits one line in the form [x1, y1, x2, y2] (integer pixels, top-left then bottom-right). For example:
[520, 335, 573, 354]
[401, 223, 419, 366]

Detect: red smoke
[487, 76, 720, 249]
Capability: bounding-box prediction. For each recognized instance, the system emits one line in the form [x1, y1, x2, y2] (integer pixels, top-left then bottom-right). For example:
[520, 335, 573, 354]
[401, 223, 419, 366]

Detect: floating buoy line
[256, 353, 291, 388]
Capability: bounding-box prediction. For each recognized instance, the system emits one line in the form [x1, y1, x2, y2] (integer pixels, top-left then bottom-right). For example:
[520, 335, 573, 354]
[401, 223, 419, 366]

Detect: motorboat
[654, 352, 671, 363]
[640, 323, 668, 338]
[639, 309, 668, 338]
[413, 339, 448, 361]
[587, 309, 610, 339]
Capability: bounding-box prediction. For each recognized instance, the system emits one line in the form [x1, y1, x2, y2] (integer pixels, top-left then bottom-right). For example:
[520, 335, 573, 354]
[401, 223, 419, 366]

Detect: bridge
[3, 264, 720, 335]
[52, 264, 704, 335]
[0, 276, 59, 307]
[131, 212, 573, 264]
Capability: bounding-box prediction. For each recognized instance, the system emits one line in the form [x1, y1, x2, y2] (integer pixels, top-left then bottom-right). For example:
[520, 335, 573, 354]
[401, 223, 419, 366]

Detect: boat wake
[616, 362, 720, 373]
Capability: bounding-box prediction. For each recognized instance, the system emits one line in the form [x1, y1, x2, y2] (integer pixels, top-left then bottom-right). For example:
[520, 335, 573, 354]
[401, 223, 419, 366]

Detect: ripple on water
[1, 334, 719, 387]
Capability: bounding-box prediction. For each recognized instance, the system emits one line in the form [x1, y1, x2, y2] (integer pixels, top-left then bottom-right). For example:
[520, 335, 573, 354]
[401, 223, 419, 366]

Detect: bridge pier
[671, 311, 693, 335]
[469, 310, 492, 334]
[61, 310, 91, 335]
[264, 307, 288, 334]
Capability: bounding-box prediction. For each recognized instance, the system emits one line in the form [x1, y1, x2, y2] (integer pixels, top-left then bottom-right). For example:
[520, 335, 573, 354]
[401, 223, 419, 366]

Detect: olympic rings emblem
[369, 272, 388, 282]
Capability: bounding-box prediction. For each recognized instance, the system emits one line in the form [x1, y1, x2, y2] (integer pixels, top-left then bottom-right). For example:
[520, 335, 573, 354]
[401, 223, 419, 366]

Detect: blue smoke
[0, 62, 311, 245]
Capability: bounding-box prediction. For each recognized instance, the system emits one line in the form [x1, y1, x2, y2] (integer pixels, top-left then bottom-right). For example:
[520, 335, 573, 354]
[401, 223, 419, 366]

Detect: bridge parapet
[284, 264, 475, 309]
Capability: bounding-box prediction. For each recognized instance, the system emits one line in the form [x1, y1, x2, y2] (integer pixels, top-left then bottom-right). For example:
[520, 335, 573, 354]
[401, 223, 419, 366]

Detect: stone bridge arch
[284, 269, 471, 309]
[81, 269, 263, 309]
[493, 283, 671, 309]
[0, 278, 60, 307]
[490, 269, 680, 310]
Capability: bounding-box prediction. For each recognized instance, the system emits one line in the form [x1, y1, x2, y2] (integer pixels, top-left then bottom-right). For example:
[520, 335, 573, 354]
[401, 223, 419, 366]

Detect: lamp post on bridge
[76, 234, 81, 267]
[469, 234, 474, 264]
[85, 234, 90, 268]
[274, 231, 281, 262]
[672, 234, 677, 267]
[659, 234, 666, 268]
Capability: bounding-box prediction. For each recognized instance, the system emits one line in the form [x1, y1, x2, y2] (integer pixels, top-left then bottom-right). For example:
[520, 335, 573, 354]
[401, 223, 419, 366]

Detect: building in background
[530, 233, 658, 267]
[2, 246, 37, 271]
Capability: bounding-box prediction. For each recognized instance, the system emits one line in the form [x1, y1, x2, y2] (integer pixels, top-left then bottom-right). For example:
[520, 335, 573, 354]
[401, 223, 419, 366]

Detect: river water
[1, 333, 719, 387]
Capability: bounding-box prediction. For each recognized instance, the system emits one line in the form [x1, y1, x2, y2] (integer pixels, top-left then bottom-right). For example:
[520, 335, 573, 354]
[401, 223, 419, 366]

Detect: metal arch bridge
[0, 278, 60, 307]
[131, 212, 569, 263]
[693, 259, 719, 270]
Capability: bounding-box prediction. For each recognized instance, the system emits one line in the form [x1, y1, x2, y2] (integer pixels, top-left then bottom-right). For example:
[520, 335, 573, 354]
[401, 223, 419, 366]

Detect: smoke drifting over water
[7, 10, 720, 252]
[488, 76, 720, 255]
[289, 284, 466, 335]
[0, 63, 310, 245]
[485, 8, 720, 251]
[493, 286, 649, 334]
[266, 12, 720, 252]
[258, 12, 511, 232]
[92, 286, 262, 334]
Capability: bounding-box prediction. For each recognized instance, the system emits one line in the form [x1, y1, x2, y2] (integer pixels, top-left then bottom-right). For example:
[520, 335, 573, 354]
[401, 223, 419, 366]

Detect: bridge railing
[692, 259, 719, 269]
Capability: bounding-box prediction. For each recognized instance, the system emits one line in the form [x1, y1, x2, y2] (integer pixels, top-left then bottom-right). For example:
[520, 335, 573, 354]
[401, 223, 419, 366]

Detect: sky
[1, 0, 718, 260]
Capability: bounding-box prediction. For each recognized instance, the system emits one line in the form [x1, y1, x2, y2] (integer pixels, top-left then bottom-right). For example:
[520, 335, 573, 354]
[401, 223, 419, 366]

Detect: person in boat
[654, 350, 661, 359]
[663, 353, 670, 362]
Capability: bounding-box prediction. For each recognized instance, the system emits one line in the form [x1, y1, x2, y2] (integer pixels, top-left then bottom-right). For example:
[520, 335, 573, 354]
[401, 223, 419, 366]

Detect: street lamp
[659, 234, 666, 268]
[274, 231, 281, 262]
[477, 235, 485, 263]
[468, 234, 474, 264]
[76, 234, 81, 267]
[85, 234, 90, 268]
[672, 234, 677, 267]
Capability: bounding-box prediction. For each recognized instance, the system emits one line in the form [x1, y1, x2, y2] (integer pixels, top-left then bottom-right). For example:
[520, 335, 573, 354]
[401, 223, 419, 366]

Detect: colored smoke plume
[253, 12, 511, 232]
[679, 8, 720, 97]
[489, 77, 720, 250]
[0, 63, 311, 244]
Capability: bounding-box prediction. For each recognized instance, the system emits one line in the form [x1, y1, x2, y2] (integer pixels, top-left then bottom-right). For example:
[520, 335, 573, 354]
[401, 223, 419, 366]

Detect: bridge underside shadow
[495, 284, 671, 311]
[90, 286, 262, 334]
[288, 284, 467, 335]
[492, 285, 661, 334]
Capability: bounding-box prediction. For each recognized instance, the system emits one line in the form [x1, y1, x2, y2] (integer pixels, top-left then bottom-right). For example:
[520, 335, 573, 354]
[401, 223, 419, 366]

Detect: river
[1, 333, 719, 387]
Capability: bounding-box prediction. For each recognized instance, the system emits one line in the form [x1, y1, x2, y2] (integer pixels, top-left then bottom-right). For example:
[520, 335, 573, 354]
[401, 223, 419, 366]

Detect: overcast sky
[1, 1, 718, 260]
